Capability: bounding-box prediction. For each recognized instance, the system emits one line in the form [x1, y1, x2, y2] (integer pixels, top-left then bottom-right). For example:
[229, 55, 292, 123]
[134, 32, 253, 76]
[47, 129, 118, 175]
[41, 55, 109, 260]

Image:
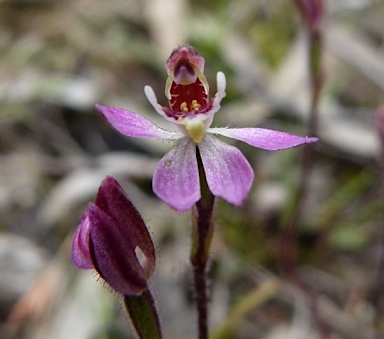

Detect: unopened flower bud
[72, 176, 156, 296]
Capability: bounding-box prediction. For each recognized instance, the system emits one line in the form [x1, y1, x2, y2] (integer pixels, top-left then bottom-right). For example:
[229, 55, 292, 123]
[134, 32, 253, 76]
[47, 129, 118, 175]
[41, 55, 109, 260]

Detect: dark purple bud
[71, 176, 156, 296]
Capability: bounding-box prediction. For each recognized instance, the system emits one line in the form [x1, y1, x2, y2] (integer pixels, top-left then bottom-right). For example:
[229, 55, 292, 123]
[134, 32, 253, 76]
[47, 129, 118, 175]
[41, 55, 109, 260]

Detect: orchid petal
[199, 134, 254, 205]
[144, 86, 175, 121]
[71, 210, 93, 269]
[145, 85, 187, 127]
[208, 127, 317, 150]
[96, 104, 181, 140]
[198, 72, 226, 126]
[153, 138, 200, 211]
[215, 71, 226, 102]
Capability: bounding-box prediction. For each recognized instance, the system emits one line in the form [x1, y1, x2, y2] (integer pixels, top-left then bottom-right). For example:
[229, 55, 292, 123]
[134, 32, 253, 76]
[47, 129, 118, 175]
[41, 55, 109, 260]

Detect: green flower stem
[308, 29, 323, 137]
[124, 288, 162, 339]
[281, 25, 323, 279]
[281, 23, 330, 339]
[191, 147, 215, 339]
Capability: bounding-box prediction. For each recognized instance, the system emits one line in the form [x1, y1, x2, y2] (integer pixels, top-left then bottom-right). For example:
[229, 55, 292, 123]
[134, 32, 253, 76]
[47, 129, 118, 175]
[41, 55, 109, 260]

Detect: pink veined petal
[199, 134, 254, 206]
[208, 127, 318, 151]
[71, 209, 94, 269]
[96, 104, 181, 140]
[153, 138, 200, 211]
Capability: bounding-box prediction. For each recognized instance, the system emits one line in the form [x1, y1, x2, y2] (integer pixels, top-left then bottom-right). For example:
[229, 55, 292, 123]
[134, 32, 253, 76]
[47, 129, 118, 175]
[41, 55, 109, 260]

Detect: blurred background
[0, 0, 383, 338]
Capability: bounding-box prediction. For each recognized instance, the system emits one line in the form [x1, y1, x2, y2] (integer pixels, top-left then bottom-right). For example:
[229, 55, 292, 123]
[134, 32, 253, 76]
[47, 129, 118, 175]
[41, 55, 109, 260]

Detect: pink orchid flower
[96, 46, 317, 211]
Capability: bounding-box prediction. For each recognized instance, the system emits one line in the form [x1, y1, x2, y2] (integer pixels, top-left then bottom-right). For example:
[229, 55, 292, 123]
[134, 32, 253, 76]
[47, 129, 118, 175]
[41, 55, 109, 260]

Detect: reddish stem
[191, 147, 215, 339]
